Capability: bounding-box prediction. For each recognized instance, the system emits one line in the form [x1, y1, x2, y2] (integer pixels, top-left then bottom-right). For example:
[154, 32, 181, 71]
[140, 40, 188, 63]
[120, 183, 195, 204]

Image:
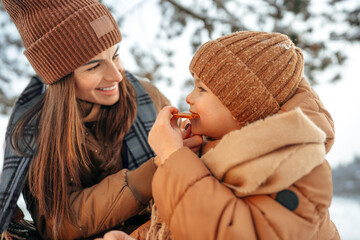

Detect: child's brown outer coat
[149, 78, 339, 240]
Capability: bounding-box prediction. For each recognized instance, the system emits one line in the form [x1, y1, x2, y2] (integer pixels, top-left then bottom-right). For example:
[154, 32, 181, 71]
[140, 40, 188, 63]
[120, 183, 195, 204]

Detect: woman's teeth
[97, 85, 117, 91]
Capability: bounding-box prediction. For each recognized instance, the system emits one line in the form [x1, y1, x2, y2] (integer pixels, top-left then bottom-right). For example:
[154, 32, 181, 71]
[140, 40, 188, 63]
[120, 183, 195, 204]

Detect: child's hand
[148, 106, 183, 164]
[94, 230, 134, 240]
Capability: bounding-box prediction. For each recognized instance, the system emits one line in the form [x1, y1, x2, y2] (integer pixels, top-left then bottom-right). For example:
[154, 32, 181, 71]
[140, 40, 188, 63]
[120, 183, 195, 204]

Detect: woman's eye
[87, 64, 100, 71]
[113, 54, 119, 60]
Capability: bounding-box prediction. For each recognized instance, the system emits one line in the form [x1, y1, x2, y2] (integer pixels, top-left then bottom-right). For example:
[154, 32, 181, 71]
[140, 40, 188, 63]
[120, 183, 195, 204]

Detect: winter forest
[0, 0, 360, 239]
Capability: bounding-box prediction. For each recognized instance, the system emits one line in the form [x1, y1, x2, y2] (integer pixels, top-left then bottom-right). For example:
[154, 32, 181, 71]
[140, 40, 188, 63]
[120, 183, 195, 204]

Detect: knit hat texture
[3, 0, 121, 84]
[189, 31, 304, 125]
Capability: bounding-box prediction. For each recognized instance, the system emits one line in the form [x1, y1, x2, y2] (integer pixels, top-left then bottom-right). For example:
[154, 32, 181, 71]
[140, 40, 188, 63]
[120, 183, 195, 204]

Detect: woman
[0, 1, 201, 239]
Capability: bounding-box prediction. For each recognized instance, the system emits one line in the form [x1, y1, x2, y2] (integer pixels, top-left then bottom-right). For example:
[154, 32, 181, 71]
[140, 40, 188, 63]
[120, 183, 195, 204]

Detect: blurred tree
[0, 0, 359, 113]
[332, 155, 360, 199]
[0, 3, 33, 114]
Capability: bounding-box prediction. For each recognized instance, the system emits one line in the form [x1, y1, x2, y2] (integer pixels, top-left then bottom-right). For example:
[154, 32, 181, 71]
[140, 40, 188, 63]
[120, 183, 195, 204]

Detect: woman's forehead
[90, 44, 119, 60]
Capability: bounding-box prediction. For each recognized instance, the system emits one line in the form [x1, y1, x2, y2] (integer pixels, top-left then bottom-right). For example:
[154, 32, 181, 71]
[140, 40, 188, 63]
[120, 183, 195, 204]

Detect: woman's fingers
[190, 146, 201, 154]
[183, 135, 203, 151]
[95, 230, 135, 240]
[181, 120, 191, 139]
[180, 119, 190, 129]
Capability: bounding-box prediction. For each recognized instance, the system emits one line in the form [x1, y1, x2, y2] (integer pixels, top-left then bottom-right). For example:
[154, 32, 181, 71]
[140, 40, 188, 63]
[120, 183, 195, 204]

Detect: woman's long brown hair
[11, 71, 136, 238]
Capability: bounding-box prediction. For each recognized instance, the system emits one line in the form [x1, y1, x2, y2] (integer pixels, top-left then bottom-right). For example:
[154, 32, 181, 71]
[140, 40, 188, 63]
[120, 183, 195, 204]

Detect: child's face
[186, 76, 242, 139]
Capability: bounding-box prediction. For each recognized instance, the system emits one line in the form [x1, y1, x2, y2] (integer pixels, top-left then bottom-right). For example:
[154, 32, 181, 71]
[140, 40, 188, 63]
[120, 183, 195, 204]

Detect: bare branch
[165, 0, 242, 28]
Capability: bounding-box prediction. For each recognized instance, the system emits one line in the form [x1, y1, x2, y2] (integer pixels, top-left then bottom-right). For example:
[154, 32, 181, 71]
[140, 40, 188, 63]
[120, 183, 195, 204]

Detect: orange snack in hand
[173, 112, 200, 119]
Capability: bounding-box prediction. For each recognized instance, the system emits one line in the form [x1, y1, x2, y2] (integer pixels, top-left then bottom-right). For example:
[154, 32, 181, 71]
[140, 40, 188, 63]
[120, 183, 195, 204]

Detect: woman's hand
[181, 120, 203, 153]
[149, 106, 183, 164]
[94, 231, 134, 240]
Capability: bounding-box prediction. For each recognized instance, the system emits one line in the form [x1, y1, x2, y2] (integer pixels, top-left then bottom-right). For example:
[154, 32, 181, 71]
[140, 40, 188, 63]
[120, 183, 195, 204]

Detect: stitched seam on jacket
[124, 168, 150, 206]
[168, 173, 211, 227]
[245, 197, 282, 239]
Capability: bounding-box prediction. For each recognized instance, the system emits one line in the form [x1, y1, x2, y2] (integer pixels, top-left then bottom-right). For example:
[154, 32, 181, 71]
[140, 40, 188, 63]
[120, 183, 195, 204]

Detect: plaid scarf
[123, 71, 156, 170]
[0, 72, 156, 232]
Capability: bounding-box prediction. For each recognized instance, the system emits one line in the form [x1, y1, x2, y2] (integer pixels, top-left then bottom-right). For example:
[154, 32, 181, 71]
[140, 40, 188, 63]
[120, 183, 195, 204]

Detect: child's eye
[198, 87, 206, 92]
[87, 64, 100, 71]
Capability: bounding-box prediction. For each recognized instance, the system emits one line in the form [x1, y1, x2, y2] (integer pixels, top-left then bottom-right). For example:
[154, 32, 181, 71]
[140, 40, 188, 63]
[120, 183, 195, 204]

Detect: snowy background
[1, 0, 360, 239]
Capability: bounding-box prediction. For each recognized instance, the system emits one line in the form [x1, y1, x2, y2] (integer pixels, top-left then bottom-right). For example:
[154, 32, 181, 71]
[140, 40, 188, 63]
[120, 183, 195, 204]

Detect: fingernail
[185, 123, 190, 130]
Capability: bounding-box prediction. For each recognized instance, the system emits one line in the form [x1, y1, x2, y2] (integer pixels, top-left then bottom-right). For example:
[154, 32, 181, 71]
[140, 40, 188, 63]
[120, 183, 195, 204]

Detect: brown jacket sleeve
[152, 148, 339, 240]
[58, 165, 154, 239]
[39, 152, 157, 239]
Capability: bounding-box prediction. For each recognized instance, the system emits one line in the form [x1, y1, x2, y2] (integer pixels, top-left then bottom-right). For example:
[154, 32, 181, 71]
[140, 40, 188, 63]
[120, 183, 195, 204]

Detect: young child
[145, 31, 340, 240]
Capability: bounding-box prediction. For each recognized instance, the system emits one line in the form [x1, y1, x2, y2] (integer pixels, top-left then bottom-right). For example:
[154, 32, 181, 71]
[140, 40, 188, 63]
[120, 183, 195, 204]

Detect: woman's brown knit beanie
[189, 31, 304, 125]
[3, 0, 121, 84]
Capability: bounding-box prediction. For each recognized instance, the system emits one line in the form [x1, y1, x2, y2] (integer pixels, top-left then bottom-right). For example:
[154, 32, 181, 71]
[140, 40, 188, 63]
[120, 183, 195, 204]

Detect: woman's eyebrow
[83, 46, 119, 66]
[83, 59, 103, 66]
[114, 45, 119, 56]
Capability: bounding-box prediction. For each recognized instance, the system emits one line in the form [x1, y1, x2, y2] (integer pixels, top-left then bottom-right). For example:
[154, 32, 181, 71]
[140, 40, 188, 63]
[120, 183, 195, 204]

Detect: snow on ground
[1, 115, 360, 239]
[330, 197, 360, 240]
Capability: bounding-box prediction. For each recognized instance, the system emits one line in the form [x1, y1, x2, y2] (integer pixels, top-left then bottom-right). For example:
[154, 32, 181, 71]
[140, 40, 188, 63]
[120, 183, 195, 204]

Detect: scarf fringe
[146, 204, 173, 240]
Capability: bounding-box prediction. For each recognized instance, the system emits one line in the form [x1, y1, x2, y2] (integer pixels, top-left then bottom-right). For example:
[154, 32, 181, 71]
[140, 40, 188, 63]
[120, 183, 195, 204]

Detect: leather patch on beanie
[90, 15, 115, 38]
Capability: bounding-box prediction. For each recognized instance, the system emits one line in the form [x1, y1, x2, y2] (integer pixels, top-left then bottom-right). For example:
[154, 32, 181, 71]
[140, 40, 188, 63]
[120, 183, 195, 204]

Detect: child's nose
[186, 94, 192, 105]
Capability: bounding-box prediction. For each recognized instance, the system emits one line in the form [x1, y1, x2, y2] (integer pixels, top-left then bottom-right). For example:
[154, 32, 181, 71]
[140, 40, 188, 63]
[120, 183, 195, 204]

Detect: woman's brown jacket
[151, 78, 340, 240]
[28, 79, 169, 239]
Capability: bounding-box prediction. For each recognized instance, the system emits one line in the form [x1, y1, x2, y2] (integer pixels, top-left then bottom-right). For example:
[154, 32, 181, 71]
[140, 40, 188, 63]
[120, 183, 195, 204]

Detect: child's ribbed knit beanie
[189, 31, 304, 125]
[3, 0, 121, 84]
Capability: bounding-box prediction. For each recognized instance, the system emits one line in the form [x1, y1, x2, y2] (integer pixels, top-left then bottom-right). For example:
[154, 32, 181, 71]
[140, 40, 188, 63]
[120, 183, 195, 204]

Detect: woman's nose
[105, 63, 123, 82]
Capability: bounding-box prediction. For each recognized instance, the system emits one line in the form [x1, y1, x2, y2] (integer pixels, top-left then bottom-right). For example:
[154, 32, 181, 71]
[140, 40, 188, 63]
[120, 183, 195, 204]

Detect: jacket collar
[201, 108, 326, 197]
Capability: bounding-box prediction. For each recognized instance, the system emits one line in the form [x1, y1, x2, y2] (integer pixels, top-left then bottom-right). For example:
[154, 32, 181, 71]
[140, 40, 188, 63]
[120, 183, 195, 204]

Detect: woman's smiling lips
[95, 84, 118, 95]
[96, 85, 117, 91]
